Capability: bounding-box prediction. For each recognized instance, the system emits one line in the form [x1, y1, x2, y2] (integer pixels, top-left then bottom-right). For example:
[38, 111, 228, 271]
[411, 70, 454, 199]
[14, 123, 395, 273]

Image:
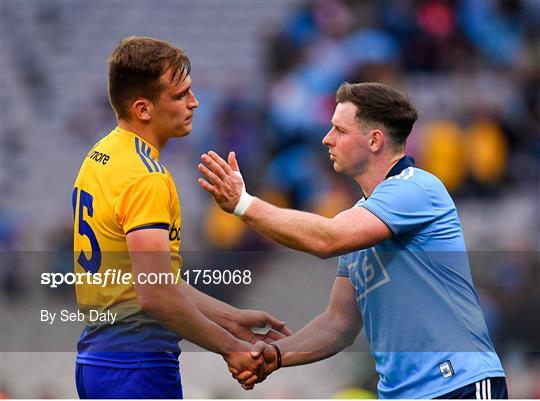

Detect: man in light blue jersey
[198, 82, 507, 399]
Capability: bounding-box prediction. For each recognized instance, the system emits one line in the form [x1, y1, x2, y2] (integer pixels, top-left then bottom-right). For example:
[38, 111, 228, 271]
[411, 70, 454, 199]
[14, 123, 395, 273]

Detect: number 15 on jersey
[73, 187, 101, 274]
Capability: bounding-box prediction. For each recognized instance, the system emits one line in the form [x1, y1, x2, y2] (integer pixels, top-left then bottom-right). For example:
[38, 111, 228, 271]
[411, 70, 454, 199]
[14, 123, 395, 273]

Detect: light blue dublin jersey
[336, 157, 504, 399]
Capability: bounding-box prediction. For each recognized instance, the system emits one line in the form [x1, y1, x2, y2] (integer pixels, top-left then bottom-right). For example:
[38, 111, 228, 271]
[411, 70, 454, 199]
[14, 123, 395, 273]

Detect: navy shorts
[76, 364, 183, 399]
[436, 377, 508, 399]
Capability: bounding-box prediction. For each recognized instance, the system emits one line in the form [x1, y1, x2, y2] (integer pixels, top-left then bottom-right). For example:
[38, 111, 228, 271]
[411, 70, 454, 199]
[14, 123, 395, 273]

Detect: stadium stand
[1, 0, 539, 397]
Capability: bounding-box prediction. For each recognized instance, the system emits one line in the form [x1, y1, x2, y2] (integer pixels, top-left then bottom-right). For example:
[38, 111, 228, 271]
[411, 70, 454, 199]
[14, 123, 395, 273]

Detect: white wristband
[233, 171, 254, 216]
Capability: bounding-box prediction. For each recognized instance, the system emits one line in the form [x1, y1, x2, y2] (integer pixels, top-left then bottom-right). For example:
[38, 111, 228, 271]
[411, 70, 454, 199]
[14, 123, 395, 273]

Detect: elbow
[334, 315, 361, 348]
[137, 282, 178, 318]
[344, 331, 357, 348]
[312, 240, 337, 259]
[312, 224, 347, 259]
[138, 295, 157, 315]
[314, 250, 333, 259]
[344, 322, 362, 348]
[137, 288, 163, 316]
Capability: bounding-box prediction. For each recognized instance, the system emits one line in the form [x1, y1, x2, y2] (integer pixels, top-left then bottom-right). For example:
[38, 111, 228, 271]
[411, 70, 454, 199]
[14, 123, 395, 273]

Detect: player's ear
[368, 129, 384, 152]
[131, 99, 152, 122]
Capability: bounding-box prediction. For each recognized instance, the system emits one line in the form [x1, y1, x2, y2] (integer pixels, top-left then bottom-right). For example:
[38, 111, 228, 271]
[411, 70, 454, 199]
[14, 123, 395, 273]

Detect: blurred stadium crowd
[1, 0, 539, 398]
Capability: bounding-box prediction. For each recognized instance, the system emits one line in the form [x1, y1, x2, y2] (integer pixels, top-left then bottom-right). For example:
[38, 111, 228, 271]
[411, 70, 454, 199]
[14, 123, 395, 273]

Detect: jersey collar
[385, 155, 415, 179]
[115, 127, 160, 159]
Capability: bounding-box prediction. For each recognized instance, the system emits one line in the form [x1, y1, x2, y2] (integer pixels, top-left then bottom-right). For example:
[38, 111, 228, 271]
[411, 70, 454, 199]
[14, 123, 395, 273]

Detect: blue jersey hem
[382, 368, 506, 399]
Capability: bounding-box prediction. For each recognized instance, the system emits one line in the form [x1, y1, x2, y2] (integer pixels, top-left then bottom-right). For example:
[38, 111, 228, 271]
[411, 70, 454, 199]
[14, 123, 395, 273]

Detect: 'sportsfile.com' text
[41, 269, 181, 288]
[41, 268, 252, 288]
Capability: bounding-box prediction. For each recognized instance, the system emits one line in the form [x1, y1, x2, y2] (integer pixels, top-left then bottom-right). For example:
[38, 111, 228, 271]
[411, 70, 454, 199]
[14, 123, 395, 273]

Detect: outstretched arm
[270, 276, 361, 366]
[241, 198, 388, 259]
[198, 151, 391, 258]
[182, 283, 292, 343]
[230, 276, 362, 388]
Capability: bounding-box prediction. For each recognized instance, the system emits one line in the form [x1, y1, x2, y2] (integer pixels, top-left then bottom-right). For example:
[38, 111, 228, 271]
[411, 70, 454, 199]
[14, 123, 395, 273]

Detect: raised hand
[230, 309, 292, 344]
[198, 151, 247, 214]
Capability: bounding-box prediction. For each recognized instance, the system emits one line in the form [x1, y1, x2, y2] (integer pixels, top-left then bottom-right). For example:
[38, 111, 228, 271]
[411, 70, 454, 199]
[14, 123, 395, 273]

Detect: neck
[118, 119, 167, 150]
[354, 152, 405, 198]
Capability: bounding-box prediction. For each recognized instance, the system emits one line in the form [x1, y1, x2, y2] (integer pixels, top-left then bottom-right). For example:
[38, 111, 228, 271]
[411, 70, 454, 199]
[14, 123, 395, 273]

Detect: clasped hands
[221, 309, 289, 390]
[223, 341, 280, 390]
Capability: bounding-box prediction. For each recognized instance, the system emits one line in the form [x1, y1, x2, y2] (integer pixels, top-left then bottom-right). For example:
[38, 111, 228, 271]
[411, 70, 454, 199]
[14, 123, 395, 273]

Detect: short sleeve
[115, 174, 171, 234]
[361, 177, 436, 235]
[336, 254, 350, 277]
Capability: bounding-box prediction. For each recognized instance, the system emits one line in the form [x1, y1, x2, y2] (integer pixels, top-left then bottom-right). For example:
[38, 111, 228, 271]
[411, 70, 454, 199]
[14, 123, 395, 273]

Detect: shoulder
[362, 168, 457, 236]
[376, 167, 451, 201]
[370, 167, 427, 201]
[82, 130, 173, 194]
[105, 132, 170, 179]
[364, 167, 453, 215]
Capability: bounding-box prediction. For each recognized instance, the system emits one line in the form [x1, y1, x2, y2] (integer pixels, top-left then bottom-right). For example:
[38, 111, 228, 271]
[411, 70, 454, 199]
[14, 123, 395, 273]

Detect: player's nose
[322, 129, 334, 147]
[188, 90, 199, 109]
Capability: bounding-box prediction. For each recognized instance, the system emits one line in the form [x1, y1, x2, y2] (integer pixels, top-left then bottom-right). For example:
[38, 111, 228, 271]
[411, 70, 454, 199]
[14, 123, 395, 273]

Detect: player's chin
[332, 162, 342, 173]
[173, 125, 192, 137]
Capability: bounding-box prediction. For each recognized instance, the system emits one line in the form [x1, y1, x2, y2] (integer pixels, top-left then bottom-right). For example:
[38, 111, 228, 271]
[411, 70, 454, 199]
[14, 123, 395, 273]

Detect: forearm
[273, 310, 360, 367]
[242, 198, 335, 258]
[181, 282, 239, 330]
[199, 151, 391, 255]
[127, 230, 242, 356]
[140, 283, 239, 355]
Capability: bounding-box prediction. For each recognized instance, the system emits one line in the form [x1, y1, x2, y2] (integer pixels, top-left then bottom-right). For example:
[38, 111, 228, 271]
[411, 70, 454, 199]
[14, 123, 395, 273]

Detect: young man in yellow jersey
[72, 36, 289, 399]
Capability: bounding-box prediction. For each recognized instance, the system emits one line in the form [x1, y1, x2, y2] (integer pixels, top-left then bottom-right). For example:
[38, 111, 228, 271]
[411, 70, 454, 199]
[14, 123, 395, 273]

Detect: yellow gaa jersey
[72, 127, 182, 368]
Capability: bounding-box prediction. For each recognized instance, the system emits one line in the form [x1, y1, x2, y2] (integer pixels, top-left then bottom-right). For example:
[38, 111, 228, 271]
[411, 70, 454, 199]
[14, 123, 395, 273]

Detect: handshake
[222, 341, 282, 391]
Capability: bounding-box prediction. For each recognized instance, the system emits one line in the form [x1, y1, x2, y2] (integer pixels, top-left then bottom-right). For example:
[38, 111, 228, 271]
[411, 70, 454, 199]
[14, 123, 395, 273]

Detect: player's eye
[176, 91, 187, 100]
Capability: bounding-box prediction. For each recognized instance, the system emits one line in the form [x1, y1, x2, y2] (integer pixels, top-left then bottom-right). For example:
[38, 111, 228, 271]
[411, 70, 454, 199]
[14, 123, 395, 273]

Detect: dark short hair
[336, 82, 418, 146]
[108, 36, 191, 120]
